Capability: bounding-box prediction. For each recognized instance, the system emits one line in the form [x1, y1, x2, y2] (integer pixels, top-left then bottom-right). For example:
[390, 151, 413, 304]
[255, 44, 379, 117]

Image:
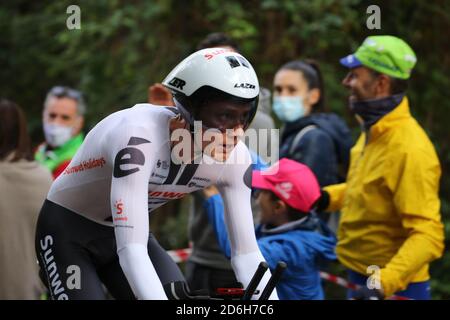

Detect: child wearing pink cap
[205, 158, 337, 299]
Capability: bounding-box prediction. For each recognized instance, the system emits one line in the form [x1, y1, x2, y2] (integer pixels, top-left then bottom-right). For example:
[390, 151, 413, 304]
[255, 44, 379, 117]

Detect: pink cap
[252, 158, 320, 213]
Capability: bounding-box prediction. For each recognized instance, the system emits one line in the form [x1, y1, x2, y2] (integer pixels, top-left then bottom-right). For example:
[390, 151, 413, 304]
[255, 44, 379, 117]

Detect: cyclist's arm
[109, 125, 167, 300]
[217, 143, 278, 300]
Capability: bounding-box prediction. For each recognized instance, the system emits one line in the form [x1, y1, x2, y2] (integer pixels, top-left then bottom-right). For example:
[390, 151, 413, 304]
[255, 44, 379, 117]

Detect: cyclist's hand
[148, 83, 174, 106]
[202, 185, 219, 199]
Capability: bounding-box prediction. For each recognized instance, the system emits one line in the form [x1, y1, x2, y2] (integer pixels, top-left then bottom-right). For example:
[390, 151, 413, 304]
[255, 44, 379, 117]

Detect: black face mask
[349, 93, 404, 129]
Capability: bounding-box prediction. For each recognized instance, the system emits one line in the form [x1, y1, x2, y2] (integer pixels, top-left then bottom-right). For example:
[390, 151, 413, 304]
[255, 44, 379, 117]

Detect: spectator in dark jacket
[274, 60, 352, 188]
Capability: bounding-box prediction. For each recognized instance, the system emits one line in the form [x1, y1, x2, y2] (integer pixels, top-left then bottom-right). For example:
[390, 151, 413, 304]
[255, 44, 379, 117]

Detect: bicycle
[165, 261, 287, 300]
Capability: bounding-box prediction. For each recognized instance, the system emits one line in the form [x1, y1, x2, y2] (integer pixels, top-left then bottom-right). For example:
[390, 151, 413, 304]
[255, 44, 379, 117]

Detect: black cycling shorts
[35, 199, 185, 300]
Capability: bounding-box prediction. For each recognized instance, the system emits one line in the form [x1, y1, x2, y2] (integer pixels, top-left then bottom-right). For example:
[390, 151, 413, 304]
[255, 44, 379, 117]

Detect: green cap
[340, 35, 417, 79]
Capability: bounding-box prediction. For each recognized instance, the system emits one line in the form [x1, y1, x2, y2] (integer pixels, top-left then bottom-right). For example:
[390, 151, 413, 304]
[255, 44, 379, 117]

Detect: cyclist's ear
[148, 83, 174, 106]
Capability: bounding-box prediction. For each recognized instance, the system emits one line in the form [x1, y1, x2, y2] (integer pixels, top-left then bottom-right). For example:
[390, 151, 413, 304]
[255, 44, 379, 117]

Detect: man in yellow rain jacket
[318, 35, 444, 300]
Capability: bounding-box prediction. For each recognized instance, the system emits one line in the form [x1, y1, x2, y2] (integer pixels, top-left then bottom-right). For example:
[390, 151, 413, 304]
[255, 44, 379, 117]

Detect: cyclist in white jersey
[35, 48, 278, 300]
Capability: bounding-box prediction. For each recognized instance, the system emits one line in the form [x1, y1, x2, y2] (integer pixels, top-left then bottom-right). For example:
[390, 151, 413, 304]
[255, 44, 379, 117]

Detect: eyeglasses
[48, 86, 83, 101]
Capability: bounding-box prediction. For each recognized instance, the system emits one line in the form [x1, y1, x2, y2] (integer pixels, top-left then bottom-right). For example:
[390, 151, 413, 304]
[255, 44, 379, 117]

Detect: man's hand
[315, 189, 330, 212]
[352, 286, 385, 300]
[148, 83, 174, 106]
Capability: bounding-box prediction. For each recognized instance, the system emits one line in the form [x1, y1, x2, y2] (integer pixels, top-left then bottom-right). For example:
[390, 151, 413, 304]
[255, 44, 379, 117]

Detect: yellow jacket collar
[370, 96, 411, 139]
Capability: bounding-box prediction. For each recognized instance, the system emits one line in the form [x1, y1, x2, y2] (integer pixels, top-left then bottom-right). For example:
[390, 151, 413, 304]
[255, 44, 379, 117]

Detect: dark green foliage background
[1, 0, 449, 298]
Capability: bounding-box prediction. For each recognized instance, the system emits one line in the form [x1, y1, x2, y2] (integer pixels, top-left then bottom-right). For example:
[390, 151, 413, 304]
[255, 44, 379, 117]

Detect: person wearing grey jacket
[0, 99, 53, 299]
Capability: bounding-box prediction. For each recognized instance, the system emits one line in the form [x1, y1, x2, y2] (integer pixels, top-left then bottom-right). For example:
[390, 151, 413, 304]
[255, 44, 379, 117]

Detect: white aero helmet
[162, 47, 260, 130]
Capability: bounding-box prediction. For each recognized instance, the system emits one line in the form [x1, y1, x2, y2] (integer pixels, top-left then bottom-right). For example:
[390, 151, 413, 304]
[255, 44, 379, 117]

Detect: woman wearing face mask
[274, 60, 352, 193]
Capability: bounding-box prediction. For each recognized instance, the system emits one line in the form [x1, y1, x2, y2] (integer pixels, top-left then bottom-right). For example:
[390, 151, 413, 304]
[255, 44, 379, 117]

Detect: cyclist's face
[196, 101, 251, 162]
[196, 100, 252, 132]
[43, 97, 83, 134]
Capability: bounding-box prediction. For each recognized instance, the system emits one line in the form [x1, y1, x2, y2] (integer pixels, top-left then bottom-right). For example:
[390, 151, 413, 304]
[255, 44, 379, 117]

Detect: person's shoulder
[285, 228, 333, 255]
[103, 104, 174, 138]
[110, 103, 173, 120]
[126, 104, 176, 122]
[34, 162, 54, 183]
[310, 113, 351, 136]
[301, 124, 333, 144]
[258, 231, 309, 262]
[0, 159, 53, 184]
[259, 229, 306, 246]
[387, 117, 437, 157]
[311, 112, 344, 124]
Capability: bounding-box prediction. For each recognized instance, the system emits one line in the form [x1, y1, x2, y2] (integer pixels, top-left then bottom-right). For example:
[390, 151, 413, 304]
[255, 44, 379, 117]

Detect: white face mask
[44, 123, 74, 147]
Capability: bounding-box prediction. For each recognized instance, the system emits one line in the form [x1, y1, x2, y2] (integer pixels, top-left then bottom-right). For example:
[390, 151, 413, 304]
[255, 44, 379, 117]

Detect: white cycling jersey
[47, 104, 277, 300]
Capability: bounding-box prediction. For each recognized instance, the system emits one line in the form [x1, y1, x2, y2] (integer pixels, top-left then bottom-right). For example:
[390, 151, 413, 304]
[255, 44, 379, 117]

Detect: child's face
[257, 190, 280, 225]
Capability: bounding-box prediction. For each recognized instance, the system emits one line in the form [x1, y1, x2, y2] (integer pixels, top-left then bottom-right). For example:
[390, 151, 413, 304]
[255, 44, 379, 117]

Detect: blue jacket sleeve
[203, 194, 232, 259]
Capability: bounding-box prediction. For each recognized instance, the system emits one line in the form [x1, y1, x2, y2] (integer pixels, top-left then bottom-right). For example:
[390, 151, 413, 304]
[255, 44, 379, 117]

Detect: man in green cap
[35, 86, 85, 178]
[318, 35, 444, 299]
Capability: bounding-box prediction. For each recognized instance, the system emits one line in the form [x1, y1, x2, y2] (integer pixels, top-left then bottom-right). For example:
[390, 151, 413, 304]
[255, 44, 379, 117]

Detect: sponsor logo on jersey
[114, 199, 127, 221]
[39, 235, 69, 300]
[156, 159, 169, 170]
[187, 182, 207, 188]
[148, 191, 186, 200]
[113, 137, 151, 178]
[115, 200, 123, 214]
[63, 157, 106, 175]
[151, 172, 168, 180]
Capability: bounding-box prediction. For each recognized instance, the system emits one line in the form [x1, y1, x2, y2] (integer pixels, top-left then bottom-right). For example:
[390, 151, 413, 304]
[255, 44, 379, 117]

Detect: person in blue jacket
[274, 60, 352, 187]
[203, 158, 337, 300]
